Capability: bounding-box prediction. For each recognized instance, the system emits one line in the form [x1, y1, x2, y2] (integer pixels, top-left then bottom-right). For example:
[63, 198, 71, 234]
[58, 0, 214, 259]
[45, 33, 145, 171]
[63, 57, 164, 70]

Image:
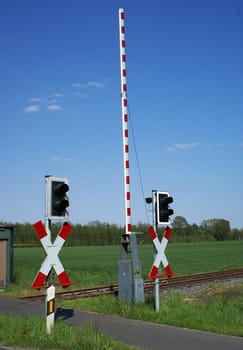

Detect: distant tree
[172, 216, 189, 237]
[8, 217, 242, 246]
[189, 223, 199, 235]
[201, 218, 231, 241]
[172, 216, 188, 229]
[229, 228, 243, 241]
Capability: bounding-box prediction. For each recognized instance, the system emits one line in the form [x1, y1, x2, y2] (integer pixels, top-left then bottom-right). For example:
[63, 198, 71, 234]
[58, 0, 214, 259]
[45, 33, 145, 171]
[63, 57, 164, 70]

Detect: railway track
[21, 267, 243, 301]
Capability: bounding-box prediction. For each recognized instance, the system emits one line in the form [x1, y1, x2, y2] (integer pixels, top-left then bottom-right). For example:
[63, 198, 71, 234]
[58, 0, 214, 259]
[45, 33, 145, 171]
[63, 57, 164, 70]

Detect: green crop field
[5, 240, 243, 295]
[2, 240, 243, 339]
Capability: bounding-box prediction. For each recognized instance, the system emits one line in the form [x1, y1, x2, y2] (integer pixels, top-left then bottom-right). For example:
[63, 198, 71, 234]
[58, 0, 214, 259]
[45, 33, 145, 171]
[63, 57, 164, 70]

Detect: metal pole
[45, 176, 51, 240]
[152, 190, 160, 312]
[119, 8, 131, 235]
[45, 176, 53, 285]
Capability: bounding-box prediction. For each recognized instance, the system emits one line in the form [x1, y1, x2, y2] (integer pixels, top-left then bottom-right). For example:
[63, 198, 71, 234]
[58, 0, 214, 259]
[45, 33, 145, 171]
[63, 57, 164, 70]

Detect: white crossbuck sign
[148, 226, 173, 279]
[32, 220, 72, 289]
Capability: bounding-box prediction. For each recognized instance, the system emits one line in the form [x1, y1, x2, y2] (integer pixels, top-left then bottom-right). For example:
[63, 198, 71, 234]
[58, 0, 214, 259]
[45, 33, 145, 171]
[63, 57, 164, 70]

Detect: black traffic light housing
[46, 176, 69, 220]
[157, 191, 174, 225]
[51, 181, 69, 217]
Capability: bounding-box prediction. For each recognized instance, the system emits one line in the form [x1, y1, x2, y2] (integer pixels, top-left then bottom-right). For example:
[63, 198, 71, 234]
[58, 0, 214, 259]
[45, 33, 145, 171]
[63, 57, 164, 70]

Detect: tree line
[1, 216, 243, 247]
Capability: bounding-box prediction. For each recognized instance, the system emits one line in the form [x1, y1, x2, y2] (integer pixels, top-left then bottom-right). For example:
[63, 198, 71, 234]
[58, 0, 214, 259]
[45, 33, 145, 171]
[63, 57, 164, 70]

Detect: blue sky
[1, 0, 243, 229]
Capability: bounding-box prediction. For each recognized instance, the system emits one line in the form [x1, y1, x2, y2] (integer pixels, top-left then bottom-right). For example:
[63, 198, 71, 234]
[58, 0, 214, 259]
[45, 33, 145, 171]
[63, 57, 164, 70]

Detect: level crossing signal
[46, 176, 69, 220]
[157, 191, 174, 225]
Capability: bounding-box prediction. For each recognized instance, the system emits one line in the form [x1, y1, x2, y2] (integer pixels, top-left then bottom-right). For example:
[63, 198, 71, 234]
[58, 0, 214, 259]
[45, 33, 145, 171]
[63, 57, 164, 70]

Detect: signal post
[32, 176, 72, 334]
[147, 190, 174, 312]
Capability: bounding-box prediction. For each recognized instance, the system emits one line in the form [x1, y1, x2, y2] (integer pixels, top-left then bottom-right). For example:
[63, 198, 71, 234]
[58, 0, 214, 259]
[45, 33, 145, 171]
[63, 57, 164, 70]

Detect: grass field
[7, 240, 243, 294]
[1, 240, 243, 343]
[0, 315, 137, 350]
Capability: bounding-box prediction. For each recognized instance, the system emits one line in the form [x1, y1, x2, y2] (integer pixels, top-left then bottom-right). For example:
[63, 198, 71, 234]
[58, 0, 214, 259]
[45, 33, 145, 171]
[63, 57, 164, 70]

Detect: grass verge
[60, 283, 243, 337]
[0, 315, 137, 350]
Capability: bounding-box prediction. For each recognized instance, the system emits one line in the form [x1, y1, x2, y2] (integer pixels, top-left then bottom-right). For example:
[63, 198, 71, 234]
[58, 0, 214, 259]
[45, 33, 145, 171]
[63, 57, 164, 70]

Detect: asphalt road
[0, 297, 243, 350]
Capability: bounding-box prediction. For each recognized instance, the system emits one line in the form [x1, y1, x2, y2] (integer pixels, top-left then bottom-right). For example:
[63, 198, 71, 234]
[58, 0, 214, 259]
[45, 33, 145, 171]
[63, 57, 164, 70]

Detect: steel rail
[144, 267, 243, 292]
[20, 267, 243, 301]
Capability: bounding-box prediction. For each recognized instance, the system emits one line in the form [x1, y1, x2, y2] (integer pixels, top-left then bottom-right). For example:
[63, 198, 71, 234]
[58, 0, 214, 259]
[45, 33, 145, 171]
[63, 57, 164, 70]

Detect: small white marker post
[46, 285, 55, 335]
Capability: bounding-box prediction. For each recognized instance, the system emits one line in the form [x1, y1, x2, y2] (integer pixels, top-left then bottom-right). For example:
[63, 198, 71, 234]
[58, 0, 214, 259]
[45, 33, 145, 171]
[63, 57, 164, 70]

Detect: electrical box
[0, 225, 14, 288]
[118, 260, 133, 306]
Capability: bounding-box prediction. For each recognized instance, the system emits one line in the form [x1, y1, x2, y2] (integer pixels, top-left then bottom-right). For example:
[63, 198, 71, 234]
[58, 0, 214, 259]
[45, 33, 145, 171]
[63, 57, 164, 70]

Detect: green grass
[5, 241, 243, 296]
[0, 315, 137, 349]
[166, 241, 243, 274]
[60, 283, 243, 337]
[2, 241, 243, 344]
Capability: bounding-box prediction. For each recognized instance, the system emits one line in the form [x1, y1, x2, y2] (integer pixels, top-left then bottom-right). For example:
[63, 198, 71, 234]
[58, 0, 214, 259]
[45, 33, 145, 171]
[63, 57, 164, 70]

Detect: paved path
[1, 297, 243, 350]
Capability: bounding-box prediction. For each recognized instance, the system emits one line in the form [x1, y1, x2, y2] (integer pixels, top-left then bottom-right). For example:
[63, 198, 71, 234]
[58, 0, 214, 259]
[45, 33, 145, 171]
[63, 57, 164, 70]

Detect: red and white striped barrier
[119, 8, 131, 234]
[32, 220, 72, 289]
[148, 226, 173, 279]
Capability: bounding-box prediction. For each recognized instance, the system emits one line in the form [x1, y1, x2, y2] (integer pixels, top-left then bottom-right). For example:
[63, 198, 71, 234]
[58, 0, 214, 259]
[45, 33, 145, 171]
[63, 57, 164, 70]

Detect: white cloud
[72, 83, 83, 88]
[72, 78, 109, 89]
[165, 142, 199, 152]
[54, 93, 65, 97]
[52, 156, 73, 162]
[23, 105, 40, 113]
[46, 104, 63, 111]
[29, 98, 43, 102]
[72, 91, 89, 98]
[23, 78, 110, 113]
[87, 81, 104, 88]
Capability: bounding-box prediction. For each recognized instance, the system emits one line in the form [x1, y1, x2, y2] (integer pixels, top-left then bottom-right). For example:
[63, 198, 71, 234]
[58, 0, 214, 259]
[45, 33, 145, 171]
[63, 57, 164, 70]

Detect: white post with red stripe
[148, 226, 173, 279]
[117, 9, 144, 305]
[119, 8, 131, 235]
[32, 220, 72, 289]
